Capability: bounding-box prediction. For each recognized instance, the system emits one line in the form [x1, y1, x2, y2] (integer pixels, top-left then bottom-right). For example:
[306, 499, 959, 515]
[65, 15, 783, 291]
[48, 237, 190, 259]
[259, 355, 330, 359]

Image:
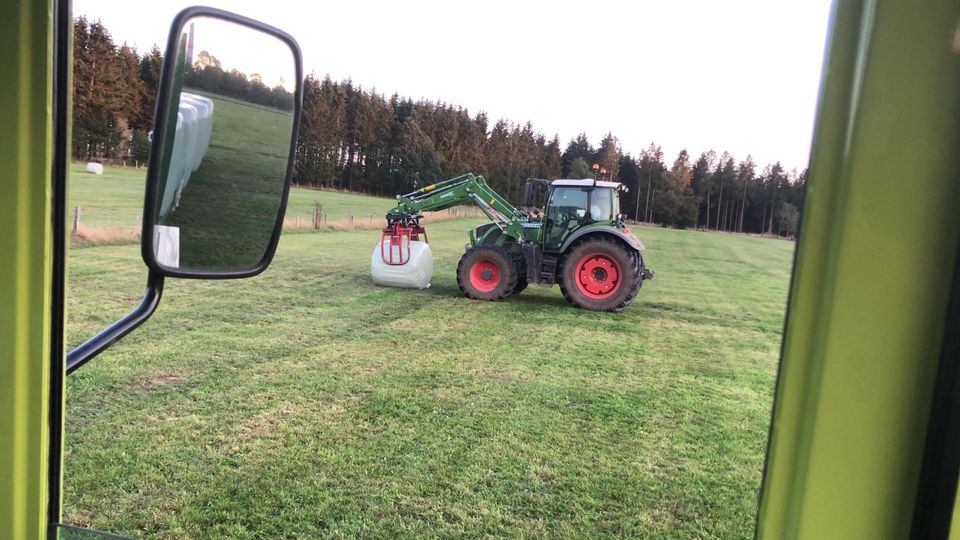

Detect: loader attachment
[380, 213, 428, 266]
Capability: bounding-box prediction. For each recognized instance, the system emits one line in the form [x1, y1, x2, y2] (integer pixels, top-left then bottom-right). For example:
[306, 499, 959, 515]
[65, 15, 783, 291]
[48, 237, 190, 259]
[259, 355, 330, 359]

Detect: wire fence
[69, 204, 485, 246]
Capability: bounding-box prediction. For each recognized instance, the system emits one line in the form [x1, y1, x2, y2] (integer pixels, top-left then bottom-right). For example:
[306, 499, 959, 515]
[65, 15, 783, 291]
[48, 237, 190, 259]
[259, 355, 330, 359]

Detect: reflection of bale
[181, 94, 213, 167]
[158, 92, 215, 218]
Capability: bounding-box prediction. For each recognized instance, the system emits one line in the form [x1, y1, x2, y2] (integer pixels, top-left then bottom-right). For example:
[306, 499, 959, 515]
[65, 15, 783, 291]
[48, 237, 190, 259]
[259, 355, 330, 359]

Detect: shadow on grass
[415, 282, 572, 309]
[509, 291, 570, 309]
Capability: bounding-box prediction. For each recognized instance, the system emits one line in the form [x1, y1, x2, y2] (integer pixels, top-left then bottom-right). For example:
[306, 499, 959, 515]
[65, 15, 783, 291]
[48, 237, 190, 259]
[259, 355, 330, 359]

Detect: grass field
[64, 214, 794, 538]
[69, 163, 393, 230]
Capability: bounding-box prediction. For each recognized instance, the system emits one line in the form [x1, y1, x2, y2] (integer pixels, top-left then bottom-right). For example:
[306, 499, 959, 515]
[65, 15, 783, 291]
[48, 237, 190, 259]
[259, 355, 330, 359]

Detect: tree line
[73, 16, 805, 236]
[294, 76, 804, 235]
[72, 17, 160, 163]
[183, 51, 294, 111]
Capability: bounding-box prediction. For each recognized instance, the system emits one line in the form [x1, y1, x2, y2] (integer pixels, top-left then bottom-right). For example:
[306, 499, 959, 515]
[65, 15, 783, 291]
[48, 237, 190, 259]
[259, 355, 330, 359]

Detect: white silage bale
[371, 240, 433, 289]
[85, 162, 103, 175]
[181, 94, 213, 163]
[158, 112, 186, 218]
[178, 103, 199, 179]
[158, 93, 217, 218]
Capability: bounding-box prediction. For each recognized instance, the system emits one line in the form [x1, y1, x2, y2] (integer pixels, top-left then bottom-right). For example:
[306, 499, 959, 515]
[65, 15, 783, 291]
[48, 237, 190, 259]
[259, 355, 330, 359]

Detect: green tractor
[380, 173, 654, 312]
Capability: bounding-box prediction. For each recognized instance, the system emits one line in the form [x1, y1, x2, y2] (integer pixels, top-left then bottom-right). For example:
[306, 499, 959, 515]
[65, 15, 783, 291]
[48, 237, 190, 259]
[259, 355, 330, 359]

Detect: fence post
[72, 206, 80, 236]
[134, 213, 141, 234]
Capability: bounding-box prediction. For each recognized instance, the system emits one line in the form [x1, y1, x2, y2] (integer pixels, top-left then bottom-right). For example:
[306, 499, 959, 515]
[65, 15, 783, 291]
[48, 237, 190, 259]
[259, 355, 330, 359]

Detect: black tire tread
[456, 245, 519, 301]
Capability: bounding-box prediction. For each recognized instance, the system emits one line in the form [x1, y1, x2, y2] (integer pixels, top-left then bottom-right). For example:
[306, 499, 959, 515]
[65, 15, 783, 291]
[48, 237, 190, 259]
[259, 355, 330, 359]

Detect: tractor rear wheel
[457, 245, 519, 301]
[558, 237, 642, 312]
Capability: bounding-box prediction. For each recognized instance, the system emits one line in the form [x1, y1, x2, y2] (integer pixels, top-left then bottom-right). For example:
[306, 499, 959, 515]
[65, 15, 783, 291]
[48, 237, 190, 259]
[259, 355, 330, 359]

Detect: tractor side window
[590, 189, 614, 221]
[545, 187, 590, 249]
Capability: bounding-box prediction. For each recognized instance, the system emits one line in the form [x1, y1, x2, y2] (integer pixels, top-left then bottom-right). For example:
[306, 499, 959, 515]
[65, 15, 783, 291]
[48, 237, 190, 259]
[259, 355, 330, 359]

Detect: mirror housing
[522, 180, 534, 206]
[141, 6, 303, 279]
[522, 178, 549, 208]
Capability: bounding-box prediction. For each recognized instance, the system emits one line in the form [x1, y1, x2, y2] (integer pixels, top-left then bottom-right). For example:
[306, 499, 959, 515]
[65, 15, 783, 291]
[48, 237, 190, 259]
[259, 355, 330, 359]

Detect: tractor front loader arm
[387, 173, 527, 243]
[392, 174, 524, 219]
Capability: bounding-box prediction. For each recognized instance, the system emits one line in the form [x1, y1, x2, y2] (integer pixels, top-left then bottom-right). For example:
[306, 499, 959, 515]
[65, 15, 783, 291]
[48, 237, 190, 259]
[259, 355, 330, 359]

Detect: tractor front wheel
[457, 245, 519, 301]
[559, 237, 642, 312]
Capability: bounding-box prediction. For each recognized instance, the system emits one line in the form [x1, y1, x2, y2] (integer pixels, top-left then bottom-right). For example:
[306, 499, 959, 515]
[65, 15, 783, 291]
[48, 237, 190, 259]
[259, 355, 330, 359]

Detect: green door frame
[2, 0, 960, 539]
[0, 0, 60, 539]
[757, 0, 960, 537]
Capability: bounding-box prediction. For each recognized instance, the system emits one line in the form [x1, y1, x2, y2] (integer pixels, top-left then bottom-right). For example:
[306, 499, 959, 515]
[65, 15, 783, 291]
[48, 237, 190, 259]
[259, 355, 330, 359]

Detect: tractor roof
[551, 179, 621, 188]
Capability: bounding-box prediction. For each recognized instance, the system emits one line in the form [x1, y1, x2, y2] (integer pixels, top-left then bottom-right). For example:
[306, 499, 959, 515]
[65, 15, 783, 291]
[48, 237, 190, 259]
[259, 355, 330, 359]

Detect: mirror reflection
[152, 16, 295, 273]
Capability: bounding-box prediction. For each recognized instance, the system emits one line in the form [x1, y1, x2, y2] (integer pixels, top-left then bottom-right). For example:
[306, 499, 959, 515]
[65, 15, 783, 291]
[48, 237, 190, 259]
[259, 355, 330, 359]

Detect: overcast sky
[75, 0, 834, 171]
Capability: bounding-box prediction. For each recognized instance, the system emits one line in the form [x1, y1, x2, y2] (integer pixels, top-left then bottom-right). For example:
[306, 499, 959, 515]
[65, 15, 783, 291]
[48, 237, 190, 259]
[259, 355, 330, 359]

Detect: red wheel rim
[575, 253, 621, 299]
[469, 259, 501, 293]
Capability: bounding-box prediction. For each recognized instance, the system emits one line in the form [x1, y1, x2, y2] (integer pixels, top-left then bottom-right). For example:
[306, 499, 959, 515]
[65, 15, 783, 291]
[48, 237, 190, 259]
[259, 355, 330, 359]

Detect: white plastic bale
[178, 103, 199, 179]
[180, 94, 213, 166]
[85, 162, 103, 175]
[158, 92, 215, 219]
[370, 240, 433, 289]
[173, 105, 197, 208]
[158, 112, 185, 218]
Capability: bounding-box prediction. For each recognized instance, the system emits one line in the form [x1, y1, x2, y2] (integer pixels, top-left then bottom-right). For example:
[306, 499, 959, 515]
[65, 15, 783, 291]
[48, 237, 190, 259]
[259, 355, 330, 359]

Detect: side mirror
[522, 178, 548, 208]
[67, 8, 302, 372]
[142, 7, 303, 278]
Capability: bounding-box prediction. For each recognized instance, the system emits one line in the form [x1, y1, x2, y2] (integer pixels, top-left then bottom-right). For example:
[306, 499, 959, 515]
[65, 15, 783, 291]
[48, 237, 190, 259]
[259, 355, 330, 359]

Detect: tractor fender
[559, 226, 645, 254]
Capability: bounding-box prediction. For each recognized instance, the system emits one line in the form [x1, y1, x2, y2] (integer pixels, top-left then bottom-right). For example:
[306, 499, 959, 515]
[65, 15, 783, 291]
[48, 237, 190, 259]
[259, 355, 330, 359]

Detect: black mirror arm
[66, 270, 165, 374]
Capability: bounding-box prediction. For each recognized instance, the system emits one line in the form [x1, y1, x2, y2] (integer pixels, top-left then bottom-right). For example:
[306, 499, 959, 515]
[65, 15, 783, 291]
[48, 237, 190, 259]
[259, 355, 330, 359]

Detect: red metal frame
[379, 223, 428, 266]
[469, 259, 501, 292]
[575, 253, 621, 299]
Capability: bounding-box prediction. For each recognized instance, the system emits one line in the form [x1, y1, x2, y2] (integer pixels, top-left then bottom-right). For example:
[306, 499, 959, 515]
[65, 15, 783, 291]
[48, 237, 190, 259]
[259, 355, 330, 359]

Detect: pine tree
[639, 144, 665, 223]
[656, 150, 698, 228]
[616, 155, 642, 221]
[561, 133, 594, 177]
[690, 150, 716, 228]
[568, 157, 592, 179]
[541, 135, 563, 179]
[594, 132, 622, 180]
[735, 156, 755, 233]
[135, 46, 163, 130]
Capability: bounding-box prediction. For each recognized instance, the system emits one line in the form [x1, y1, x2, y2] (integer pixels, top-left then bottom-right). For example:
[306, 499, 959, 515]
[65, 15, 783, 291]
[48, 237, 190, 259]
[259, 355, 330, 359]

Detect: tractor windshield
[548, 187, 588, 220]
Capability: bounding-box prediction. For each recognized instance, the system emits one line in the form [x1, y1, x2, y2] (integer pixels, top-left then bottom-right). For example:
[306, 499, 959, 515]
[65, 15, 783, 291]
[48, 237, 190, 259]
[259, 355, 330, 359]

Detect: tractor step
[539, 254, 558, 285]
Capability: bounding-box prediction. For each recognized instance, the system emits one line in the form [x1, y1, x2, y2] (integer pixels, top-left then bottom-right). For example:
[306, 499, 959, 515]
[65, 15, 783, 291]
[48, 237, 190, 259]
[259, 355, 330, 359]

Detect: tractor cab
[523, 178, 626, 251]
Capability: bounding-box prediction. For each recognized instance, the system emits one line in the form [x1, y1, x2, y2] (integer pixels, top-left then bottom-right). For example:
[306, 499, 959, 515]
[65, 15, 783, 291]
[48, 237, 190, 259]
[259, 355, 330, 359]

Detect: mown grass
[63, 218, 794, 539]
